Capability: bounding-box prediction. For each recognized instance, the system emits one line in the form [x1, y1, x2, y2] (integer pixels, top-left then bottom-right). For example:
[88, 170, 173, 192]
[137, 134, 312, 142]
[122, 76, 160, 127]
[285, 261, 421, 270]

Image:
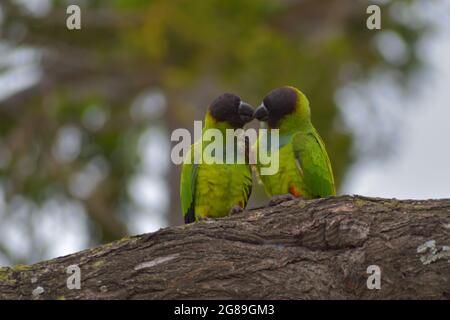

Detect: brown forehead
[263, 87, 297, 110]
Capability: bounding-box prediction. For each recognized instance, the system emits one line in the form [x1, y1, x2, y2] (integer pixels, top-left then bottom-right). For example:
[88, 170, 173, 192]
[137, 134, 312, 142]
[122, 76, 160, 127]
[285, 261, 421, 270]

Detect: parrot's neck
[276, 113, 313, 135]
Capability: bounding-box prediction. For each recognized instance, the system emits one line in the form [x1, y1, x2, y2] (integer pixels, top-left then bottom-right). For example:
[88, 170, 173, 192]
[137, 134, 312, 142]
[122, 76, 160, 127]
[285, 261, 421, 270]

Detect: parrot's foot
[268, 194, 296, 206]
[228, 205, 244, 216]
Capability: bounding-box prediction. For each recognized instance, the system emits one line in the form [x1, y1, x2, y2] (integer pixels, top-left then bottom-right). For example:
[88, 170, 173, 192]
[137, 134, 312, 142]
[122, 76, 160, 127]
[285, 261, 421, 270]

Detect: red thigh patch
[289, 185, 302, 197]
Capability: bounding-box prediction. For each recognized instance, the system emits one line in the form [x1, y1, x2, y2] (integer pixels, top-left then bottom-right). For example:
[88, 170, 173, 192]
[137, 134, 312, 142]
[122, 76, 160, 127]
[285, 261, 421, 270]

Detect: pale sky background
[339, 0, 450, 199]
[0, 0, 449, 265]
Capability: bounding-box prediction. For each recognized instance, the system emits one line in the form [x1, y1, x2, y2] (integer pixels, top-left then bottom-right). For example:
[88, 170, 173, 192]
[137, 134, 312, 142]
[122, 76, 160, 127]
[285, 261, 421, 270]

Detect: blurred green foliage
[0, 0, 425, 265]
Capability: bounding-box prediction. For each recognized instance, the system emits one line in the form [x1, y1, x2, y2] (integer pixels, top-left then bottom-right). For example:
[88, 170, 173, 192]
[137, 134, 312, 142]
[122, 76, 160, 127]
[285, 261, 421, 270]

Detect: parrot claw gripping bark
[180, 93, 254, 223]
[228, 205, 244, 216]
[254, 86, 336, 200]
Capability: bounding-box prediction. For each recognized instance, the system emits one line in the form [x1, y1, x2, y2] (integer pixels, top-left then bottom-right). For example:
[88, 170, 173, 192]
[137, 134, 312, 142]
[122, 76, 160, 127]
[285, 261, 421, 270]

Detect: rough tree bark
[1, 195, 450, 300]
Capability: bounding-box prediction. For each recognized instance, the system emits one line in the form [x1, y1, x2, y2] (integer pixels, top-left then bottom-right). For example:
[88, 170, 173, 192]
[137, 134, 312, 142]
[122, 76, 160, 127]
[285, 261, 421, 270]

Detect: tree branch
[1, 195, 450, 299]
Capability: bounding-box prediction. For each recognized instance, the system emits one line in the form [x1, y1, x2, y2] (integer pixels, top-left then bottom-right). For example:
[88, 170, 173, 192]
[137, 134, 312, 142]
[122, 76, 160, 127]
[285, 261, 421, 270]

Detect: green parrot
[180, 93, 254, 223]
[253, 86, 336, 203]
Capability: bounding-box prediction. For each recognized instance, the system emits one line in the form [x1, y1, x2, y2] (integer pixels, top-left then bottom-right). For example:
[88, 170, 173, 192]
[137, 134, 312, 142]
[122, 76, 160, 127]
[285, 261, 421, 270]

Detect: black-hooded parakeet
[253, 86, 335, 201]
[180, 93, 254, 223]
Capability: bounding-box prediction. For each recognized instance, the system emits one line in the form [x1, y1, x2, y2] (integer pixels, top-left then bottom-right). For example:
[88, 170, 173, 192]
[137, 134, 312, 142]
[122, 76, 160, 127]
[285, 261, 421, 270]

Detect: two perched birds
[180, 86, 336, 223]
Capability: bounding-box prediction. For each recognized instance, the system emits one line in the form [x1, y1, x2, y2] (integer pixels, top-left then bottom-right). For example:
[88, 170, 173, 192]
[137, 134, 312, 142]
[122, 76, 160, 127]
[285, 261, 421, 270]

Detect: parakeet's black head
[253, 86, 310, 128]
[207, 93, 254, 128]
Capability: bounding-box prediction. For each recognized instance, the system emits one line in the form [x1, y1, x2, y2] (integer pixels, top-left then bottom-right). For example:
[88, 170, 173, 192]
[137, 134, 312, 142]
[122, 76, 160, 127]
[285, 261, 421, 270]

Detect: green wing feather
[292, 129, 336, 197]
[180, 143, 200, 223]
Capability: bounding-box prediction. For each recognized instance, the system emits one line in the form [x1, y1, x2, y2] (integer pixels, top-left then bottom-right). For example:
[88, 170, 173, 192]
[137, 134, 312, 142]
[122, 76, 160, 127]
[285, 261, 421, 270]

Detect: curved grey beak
[238, 101, 254, 123]
[253, 104, 269, 121]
